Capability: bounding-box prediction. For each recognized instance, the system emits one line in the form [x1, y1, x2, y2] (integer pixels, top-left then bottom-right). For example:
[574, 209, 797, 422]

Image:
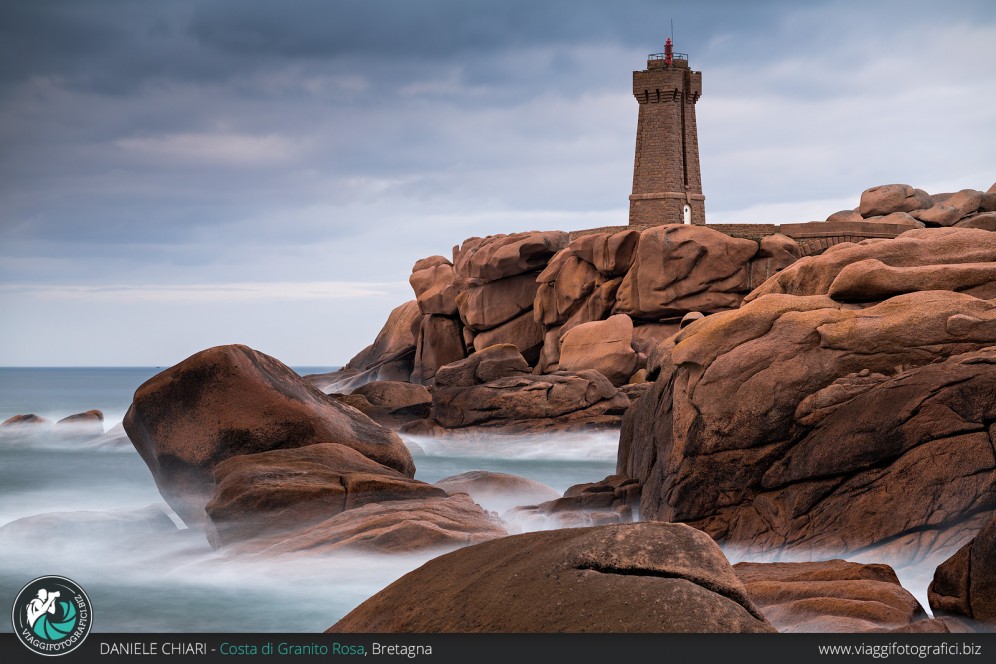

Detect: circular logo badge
[12, 576, 92, 656]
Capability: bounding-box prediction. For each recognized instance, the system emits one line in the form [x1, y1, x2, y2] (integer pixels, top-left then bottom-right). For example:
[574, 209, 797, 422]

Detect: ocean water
[0, 368, 617, 633]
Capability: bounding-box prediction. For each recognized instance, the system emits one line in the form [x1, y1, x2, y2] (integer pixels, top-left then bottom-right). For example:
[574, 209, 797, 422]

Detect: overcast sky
[2, 0, 995, 366]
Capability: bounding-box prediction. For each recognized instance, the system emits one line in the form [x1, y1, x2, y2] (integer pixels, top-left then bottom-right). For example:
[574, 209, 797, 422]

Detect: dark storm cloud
[1, 1, 787, 93]
[1, 1, 995, 364]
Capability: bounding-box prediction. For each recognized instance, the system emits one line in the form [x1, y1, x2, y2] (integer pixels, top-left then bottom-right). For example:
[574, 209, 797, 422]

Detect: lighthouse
[629, 38, 705, 225]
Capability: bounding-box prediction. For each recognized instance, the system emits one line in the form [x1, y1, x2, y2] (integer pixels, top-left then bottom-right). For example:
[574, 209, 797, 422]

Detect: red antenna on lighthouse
[665, 19, 674, 65]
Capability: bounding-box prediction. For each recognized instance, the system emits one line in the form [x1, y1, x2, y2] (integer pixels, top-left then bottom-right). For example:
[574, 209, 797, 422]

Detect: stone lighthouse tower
[629, 38, 705, 225]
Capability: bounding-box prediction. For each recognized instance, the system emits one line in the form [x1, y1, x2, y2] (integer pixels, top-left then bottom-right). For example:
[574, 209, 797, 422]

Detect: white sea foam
[404, 429, 621, 462]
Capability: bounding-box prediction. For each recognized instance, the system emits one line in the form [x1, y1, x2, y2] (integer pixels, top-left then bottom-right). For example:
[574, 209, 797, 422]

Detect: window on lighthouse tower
[683, 204, 692, 224]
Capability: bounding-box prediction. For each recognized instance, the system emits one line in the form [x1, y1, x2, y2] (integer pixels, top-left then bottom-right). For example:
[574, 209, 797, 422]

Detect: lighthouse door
[683, 204, 692, 224]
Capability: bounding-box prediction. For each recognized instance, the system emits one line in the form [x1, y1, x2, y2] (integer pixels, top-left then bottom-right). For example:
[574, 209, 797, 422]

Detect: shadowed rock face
[620, 229, 996, 570]
[418, 344, 630, 434]
[124, 344, 414, 526]
[929, 514, 996, 627]
[734, 560, 928, 633]
[327, 523, 776, 633]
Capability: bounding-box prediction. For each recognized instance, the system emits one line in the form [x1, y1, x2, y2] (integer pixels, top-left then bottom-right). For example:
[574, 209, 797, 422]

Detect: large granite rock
[232, 494, 506, 556]
[928, 514, 996, 626]
[327, 523, 776, 633]
[613, 225, 768, 319]
[124, 344, 414, 526]
[734, 560, 928, 633]
[558, 314, 638, 387]
[452, 231, 568, 283]
[456, 272, 540, 332]
[419, 345, 630, 434]
[205, 443, 444, 548]
[620, 229, 996, 569]
[409, 256, 459, 316]
[858, 184, 932, 217]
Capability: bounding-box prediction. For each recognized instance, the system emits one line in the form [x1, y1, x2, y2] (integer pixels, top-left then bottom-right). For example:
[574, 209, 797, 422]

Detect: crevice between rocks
[573, 562, 768, 622]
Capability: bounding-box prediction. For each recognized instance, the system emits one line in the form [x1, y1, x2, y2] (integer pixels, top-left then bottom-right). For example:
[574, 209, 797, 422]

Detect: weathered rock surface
[747, 228, 996, 301]
[307, 300, 422, 392]
[234, 494, 505, 556]
[614, 225, 764, 319]
[124, 344, 414, 526]
[734, 560, 928, 632]
[858, 184, 932, 217]
[852, 183, 988, 228]
[456, 272, 540, 332]
[327, 523, 776, 633]
[928, 514, 996, 626]
[433, 471, 560, 513]
[620, 229, 996, 568]
[205, 443, 444, 548]
[558, 314, 638, 386]
[421, 345, 630, 433]
[470, 310, 545, 365]
[410, 256, 459, 316]
[453, 231, 568, 283]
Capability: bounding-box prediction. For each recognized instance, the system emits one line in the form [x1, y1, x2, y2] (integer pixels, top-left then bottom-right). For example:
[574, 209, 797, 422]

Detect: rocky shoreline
[4, 182, 995, 633]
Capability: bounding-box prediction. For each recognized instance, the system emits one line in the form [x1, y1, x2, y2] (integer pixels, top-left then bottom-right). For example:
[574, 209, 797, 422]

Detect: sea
[0, 367, 618, 633]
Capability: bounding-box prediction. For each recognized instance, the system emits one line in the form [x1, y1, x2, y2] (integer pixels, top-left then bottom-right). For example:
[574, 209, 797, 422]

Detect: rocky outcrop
[747, 228, 996, 301]
[307, 300, 423, 393]
[205, 443, 444, 548]
[233, 494, 506, 556]
[620, 229, 996, 570]
[928, 514, 996, 627]
[55, 409, 104, 436]
[833, 183, 992, 228]
[614, 225, 765, 318]
[327, 523, 776, 633]
[734, 560, 928, 632]
[433, 471, 560, 513]
[408, 345, 630, 434]
[1, 413, 49, 428]
[331, 380, 432, 429]
[124, 344, 414, 526]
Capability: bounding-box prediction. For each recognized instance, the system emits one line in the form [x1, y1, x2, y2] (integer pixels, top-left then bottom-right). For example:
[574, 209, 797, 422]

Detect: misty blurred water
[0, 368, 616, 632]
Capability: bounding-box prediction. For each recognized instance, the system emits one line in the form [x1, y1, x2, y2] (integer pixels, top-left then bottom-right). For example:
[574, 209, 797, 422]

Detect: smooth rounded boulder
[124, 344, 414, 526]
[327, 523, 775, 633]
